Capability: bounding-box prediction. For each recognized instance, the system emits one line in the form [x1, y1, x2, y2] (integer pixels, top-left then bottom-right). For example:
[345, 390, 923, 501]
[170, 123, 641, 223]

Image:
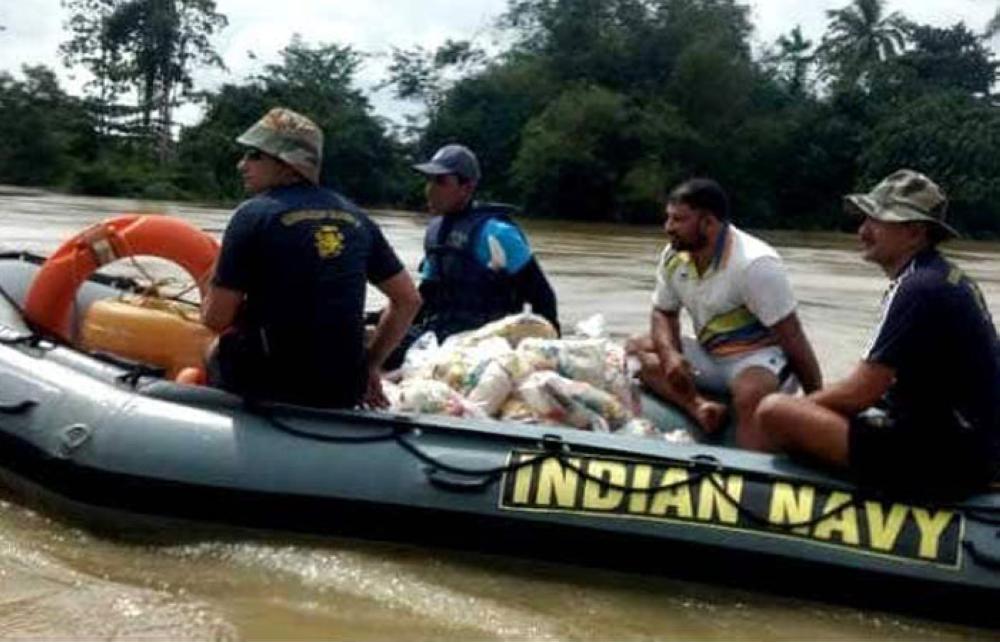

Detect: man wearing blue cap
[386, 144, 558, 366]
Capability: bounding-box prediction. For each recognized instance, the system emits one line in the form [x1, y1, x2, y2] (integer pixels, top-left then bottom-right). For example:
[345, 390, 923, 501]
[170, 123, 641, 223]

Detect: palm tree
[817, 0, 909, 88]
[773, 26, 814, 96]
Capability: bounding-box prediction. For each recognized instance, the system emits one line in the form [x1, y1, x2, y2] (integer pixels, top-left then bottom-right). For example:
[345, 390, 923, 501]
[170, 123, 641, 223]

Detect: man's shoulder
[480, 217, 524, 240]
[471, 201, 519, 217]
[234, 192, 279, 215]
[730, 225, 780, 262]
[898, 251, 953, 294]
[657, 244, 693, 280]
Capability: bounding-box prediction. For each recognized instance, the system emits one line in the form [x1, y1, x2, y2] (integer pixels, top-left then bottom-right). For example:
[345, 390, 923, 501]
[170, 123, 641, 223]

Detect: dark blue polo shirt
[214, 183, 403, 402]
[865, 248, 1000, 454]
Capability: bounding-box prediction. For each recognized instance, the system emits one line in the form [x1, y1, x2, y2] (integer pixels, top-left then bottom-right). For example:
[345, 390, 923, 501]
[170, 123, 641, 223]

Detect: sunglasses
[430, 174, 462, 186]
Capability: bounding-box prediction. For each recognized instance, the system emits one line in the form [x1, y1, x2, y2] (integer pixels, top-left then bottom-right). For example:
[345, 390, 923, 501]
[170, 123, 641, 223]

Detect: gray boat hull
[0, 252, 998, 625]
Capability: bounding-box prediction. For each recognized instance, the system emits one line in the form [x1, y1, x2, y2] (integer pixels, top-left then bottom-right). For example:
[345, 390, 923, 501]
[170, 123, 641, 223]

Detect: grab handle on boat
[963, 537, 1000, 571]
[424, 467, 498, 492]
[0, 399, 37, 414]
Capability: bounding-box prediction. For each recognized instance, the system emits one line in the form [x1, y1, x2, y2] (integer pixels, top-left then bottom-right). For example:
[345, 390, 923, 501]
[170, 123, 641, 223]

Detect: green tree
[858, 92, 1000, 236]
[894, 24, 997, 95]
[384, 39, 486, 113]
[418, 56, 557, 200]
[60, 0, 130, 134]
[985, 7, 1000, 39]
[817, 0, 908, 89]
[765, 26, 814, 97]
[0, 66, 96, 186]
[511, 85, 704, 222]
[177, 37, 405, 203]
[61, 0, 227, 160]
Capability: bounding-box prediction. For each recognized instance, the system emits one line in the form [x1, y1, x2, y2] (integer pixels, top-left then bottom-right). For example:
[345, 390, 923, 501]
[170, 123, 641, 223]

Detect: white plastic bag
[517, 370, 632, 432]
[392, 379, 486, 419]
[465, 359, 513, 417]
[573, 313, 607, 339]
[461, 309, 558, 348]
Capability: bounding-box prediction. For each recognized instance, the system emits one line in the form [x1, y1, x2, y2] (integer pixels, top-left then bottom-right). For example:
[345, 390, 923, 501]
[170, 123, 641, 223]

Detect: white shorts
[681, 336, 798, 395]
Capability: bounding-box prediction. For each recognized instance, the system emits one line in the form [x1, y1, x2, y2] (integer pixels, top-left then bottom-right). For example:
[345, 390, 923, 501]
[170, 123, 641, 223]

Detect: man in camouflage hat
[756, 169, 1000, 497]
[201, 107, 421, 408]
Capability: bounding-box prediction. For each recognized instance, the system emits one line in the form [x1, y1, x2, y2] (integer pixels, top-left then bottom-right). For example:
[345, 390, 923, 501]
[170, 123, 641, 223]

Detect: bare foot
[694, 400, 727, 434]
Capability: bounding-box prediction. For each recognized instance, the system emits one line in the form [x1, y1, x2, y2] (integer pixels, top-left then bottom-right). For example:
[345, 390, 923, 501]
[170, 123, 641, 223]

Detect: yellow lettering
[697, 474, 744, 524]
[510, 454, 536, 505]
[912, 509, 954, 560]
[812, 492, 860, 545]
[281, 209, 359, 227]
[864, 502, 909, 552]
[769, 483, 815, 535]
[535, 458, 580, 507]
[628, 465, 652, 513]
[582, 461, 627, 510]
[649, 468, 694, 518]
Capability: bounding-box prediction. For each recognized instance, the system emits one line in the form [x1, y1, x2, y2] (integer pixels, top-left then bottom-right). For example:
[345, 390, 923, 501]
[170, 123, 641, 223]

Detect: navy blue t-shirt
[214, 184, 403, 395]
[865, 249, 1000, 450]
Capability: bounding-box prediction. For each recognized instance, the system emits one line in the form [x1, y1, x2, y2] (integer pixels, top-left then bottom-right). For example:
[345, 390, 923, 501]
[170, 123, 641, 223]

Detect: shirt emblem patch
[315, 225, 345, 259]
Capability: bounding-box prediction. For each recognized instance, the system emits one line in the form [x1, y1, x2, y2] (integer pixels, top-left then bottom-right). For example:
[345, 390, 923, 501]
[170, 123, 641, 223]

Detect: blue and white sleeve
[476, 219, 533, 274]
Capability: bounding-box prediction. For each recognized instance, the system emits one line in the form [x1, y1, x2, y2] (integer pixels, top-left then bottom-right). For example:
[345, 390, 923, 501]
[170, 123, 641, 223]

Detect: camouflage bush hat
[237, 107, 323, 184]
[844, 169, 958, 239]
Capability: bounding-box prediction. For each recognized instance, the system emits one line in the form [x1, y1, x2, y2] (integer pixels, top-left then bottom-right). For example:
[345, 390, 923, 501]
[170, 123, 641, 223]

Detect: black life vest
[421, 203, 523, 339]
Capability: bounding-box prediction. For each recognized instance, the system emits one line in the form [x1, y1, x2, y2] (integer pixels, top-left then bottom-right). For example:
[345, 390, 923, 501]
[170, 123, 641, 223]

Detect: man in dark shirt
[756, 169, 1000, 496]
[201, 107, 421, 407]
[384, 144, 558, 369]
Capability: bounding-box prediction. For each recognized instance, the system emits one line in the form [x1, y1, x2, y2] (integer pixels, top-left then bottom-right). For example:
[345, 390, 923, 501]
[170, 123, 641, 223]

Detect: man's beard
[670, 231, 708, 252]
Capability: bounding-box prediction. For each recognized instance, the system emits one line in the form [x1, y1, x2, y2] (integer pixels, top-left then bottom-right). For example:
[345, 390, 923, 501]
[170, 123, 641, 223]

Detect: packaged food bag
[517, 338, 636, 412]
[430, 337, 512, 393]
[499, 395, 536, 422]
[465, 359, 513, 417]
[517, 371, 633, 432]
[615, 417, 660, 439]
[461, 309, 557, 348]
[392, 379, 486, 419]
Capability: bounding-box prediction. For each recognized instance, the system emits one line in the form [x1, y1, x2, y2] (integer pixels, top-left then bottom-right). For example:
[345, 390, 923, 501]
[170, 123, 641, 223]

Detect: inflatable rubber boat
[0, 217, 997, 625]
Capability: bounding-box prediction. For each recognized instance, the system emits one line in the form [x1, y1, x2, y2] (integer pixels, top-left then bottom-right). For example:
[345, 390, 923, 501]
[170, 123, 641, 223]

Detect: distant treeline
[3, 0, 1000, 236]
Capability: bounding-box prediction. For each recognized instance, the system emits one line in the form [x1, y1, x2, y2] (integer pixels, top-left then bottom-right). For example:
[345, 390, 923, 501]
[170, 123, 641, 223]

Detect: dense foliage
[2, 0, 999, 236]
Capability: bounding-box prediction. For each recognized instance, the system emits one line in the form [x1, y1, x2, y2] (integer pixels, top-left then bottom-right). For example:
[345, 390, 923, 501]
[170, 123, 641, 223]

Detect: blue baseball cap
[413, 144, 481, 183]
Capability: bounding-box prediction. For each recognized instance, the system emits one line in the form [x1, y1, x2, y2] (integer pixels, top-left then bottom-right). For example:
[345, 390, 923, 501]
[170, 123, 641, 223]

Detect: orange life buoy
[24, 214, 220, 341]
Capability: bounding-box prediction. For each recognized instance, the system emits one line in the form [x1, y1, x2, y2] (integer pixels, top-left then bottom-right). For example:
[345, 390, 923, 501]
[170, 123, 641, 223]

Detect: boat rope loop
[254, 405, 405, 444]
[0, 399, 37, 414]
[962, 539, 1000, 570]
[0, 282, 43, 347]
[255, 404, 869, 531]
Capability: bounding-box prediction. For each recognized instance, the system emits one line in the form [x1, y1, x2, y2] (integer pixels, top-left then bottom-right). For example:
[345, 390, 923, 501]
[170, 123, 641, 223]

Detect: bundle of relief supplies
[383, 310, 692, 442]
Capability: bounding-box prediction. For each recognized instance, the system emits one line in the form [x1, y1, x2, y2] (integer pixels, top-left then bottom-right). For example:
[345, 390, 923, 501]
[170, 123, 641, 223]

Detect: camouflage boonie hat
[237, 107, 323, 184]
[844, 169, 958, 239]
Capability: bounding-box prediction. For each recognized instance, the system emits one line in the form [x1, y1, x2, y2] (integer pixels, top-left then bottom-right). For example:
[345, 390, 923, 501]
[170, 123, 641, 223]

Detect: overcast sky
[2, 0, 997, 124]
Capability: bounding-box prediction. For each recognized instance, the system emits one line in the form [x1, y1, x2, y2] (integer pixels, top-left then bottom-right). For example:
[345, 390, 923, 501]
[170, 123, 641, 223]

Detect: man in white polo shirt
[627, 178, 822, 449]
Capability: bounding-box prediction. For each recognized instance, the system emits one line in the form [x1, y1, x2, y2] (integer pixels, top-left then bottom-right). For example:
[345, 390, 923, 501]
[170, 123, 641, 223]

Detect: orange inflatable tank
[79, 295, 216, 378]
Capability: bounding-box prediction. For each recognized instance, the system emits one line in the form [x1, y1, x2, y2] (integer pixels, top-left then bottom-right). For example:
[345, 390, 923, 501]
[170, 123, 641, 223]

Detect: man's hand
[363, 365, 389, 409]
[661, 349, 697, 399]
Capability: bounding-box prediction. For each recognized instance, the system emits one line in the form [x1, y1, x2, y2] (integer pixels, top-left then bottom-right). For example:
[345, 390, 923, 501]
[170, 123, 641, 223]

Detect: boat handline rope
[702, 471, 866, 530]
[259, 408, 405, 444]
[240, 397, 1000, 527]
